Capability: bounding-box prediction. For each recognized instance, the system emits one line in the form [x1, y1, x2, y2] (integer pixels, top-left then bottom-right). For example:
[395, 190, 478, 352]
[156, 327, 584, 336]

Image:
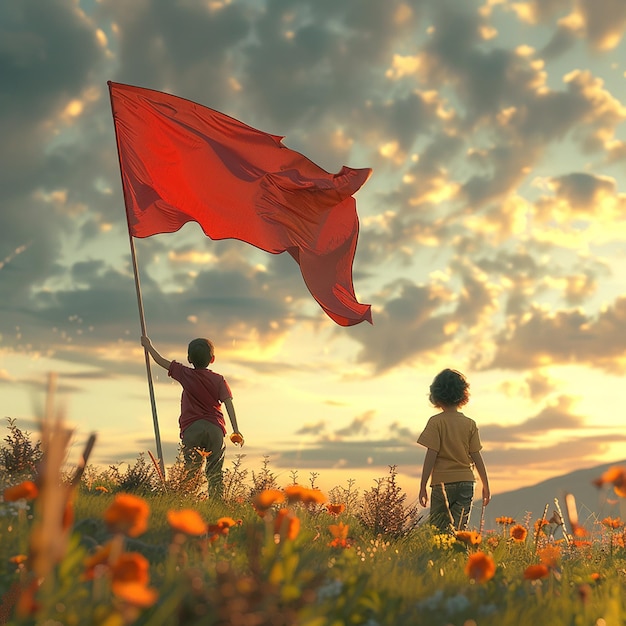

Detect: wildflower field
[1, 417, 625, 626]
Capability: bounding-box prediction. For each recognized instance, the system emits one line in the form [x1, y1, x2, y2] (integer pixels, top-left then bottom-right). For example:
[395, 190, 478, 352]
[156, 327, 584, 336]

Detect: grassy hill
[471, 459, 626, 531]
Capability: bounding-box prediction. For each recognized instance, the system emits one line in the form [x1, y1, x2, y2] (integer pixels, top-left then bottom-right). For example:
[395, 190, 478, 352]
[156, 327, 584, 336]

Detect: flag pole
[108, 81, 165, 476]
[128, 235, 166, 476]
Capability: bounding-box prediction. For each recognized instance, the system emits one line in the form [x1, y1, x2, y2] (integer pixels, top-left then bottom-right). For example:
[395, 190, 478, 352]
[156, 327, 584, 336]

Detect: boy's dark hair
[187, 338, 215, 368]
[429, 368, 470, 408]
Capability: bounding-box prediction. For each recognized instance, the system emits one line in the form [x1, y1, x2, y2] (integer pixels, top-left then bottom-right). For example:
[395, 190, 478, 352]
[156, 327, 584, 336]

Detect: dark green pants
[182, 419, 225, 498]
[430, 481, 475, 532]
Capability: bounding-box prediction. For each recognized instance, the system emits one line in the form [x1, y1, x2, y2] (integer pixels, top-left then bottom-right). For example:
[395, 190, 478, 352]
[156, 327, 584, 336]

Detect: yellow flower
[465, 552, 496, 583]
[524, 564, 549, 580]
[167, 509, 207, 536]
[510, 524, 528, 542]
[104, 494, 150, 537]
[3, 481, 38, 502]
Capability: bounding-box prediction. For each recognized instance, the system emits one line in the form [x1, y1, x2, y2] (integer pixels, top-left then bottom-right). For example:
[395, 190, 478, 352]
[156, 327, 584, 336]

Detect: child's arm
[223, 397, 244, 446]
[140, 336, 171, 370]
[470, 451, 491, 506]
[419, 448, 438, 507]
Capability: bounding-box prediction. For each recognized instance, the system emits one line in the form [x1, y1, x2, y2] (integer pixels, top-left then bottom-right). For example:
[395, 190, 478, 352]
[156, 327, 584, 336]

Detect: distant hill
[467, 459, 626, 532]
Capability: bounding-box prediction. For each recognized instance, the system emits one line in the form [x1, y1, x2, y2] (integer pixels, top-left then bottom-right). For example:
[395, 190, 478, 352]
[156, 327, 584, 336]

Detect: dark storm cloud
[97, 0, 252, 110]
[240, 0, 423, 128]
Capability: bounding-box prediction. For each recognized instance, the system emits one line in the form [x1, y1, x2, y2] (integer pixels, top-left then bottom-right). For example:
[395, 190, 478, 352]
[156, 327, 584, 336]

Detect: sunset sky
[3, 0, 626, 502]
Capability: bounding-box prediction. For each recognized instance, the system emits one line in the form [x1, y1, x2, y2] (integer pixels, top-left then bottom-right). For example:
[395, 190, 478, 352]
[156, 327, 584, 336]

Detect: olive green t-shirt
[417, 411, 482, 484]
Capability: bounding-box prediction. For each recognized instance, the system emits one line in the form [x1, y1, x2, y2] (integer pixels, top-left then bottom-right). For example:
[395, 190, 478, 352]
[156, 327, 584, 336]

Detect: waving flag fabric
[108, 81, 372, 326]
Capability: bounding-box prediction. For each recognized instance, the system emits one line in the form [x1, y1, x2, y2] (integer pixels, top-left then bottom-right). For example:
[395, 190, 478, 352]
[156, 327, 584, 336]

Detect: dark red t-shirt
[168, 361, 232, 437]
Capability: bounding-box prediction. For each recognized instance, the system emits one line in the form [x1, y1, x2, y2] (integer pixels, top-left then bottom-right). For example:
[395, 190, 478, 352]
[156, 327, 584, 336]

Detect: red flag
[108, 82, 372, 326]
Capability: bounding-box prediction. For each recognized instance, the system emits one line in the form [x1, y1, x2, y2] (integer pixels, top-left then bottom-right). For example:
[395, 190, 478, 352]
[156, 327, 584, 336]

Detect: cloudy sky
[3, 0, 626, 502]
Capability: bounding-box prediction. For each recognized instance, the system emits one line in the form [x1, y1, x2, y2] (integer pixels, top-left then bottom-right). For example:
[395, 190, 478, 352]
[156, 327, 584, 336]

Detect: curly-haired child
[417, 368, 490, 532]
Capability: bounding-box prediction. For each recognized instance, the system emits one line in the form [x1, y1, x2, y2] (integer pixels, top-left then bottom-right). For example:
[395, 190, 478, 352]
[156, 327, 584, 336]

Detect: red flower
[524, 564, 549, 580]
[3, 481, 38, 502]
[326, 503, 345, 516]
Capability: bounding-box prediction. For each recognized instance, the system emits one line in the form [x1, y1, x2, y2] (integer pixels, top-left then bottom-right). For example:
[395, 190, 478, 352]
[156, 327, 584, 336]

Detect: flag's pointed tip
[331, 304, 373, 327]
[341, 166, 372, 193]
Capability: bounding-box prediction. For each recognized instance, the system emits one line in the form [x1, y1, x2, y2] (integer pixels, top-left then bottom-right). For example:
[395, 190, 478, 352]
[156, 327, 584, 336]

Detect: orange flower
[206, 517, 240, 538]
[253, 489, 285, 514]
[104, 494, 149, 537]
[601, 516, 623, 530]
[328, 521, 352, 547]
[111, 553, 150, 586]
[9, 555, 28, 565]
[274, 508, 300, 540]
[524, 564, 549, 580]
[537, 544, 560, 569]
[329, 521, 349, 540]
[3, 481, 38, 502]
[465, 552, 496, 583]
[495, 516, 515, 526]
[593, 466, 626, 497]
[215, 516, 240, 529]
[456, 530, 482, 546]
[327, 503, 345, 516]
[167, 509, 207, 536]
[510, 524, 528, 542]
[230, 432, 244, 445]
[284, 485, 326, 505]
[95, 486, 109, 493]
[111, 581, 158, 607]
